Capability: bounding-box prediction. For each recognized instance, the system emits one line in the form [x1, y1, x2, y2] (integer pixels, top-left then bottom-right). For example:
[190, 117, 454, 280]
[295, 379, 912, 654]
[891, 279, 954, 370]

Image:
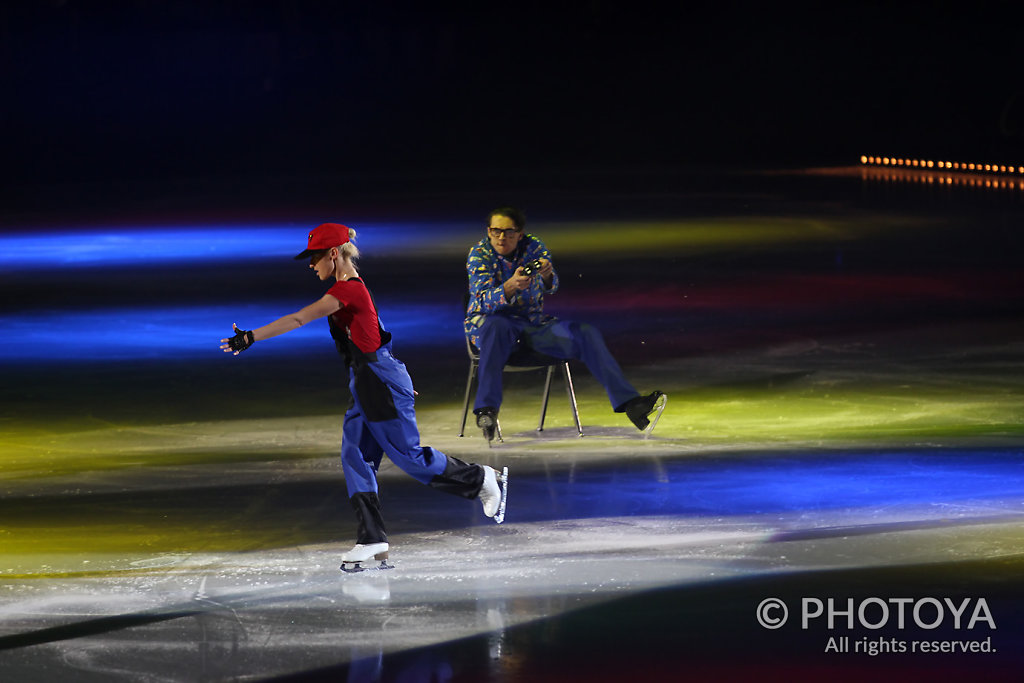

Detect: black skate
[476, 408, 499, 446]
[340, 542, 394, 573]
[625, 391, 667, 437]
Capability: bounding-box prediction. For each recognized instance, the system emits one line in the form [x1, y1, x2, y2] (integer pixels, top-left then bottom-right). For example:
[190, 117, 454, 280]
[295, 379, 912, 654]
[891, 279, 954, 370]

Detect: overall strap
[328, 278, 393, 368]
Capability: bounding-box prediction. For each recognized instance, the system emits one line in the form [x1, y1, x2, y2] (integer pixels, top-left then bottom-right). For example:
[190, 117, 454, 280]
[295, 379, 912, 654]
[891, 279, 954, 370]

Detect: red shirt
[327, 279, 382, 354]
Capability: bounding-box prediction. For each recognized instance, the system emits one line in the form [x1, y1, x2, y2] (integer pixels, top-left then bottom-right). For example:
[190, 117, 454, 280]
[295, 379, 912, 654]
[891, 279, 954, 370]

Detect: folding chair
[458, 336, 583, 440]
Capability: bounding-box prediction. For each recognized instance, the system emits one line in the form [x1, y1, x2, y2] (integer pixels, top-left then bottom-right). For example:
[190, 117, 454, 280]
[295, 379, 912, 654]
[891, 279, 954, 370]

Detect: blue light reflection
[513, 451, 1024, 521]
[0, 223, 467, 271]
[0, 300, 462, 363]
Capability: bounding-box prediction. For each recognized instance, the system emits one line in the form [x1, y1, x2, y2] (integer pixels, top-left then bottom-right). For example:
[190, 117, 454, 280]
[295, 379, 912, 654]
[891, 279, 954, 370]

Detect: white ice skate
[340, 542, 393, 573]
[479, 466, 509, 524]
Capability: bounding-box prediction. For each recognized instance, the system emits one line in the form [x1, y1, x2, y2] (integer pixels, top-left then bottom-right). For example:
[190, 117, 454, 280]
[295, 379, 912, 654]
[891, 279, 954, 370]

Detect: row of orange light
[861, 156, 1023, 174]
[859, 168, 1022, 190]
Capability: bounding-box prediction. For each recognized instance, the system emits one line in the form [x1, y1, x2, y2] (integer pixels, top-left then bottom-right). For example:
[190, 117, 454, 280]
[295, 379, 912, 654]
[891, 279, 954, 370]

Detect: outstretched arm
[220, 294, 342, 354]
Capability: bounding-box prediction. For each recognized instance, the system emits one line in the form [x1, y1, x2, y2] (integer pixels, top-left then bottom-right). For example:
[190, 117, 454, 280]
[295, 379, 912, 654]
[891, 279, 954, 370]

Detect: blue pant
[340, 346, 449, 497]
[472, 313, 639, 414]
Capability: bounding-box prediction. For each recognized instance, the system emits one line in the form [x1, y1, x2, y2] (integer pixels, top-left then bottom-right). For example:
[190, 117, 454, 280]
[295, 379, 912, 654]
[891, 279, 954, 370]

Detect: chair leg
[459, 359, 478, 437]
[537, 365, 555, 431]
[562, 362, 583, 437]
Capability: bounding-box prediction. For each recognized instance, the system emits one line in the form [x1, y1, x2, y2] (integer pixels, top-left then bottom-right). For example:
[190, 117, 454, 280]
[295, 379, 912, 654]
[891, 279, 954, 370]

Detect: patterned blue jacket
[464, 234, 560, 346]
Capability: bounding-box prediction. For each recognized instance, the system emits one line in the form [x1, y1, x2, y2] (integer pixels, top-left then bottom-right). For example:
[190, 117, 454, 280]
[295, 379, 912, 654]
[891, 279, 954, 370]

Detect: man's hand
[536, 258, 553, 287]
[503, 267, 533, 301]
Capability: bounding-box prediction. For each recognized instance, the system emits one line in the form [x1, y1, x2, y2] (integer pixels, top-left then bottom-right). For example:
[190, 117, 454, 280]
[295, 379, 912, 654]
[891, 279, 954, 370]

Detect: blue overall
[329, 278, 485, 547]
[340, 337, 450, 497]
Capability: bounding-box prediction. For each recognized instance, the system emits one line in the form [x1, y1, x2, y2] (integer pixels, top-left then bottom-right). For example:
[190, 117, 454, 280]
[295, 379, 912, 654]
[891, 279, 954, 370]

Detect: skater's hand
[220, 324, 255, 354]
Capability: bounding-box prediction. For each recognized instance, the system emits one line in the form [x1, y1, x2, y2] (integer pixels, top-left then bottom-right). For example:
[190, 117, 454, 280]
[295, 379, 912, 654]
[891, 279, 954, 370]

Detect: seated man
[464, 206, 666, 442]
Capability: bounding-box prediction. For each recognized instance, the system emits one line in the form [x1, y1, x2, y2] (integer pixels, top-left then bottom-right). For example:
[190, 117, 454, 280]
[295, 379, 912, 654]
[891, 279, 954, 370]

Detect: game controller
[521, 259, 544, 276]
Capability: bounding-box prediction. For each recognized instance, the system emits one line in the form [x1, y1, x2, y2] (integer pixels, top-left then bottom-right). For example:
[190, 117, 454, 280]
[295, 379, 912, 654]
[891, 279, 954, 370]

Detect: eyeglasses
[487, 227, 520, 239]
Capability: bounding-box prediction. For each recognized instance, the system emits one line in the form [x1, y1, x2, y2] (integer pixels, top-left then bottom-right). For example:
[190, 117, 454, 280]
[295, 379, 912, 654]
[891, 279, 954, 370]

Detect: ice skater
[221, 222, 507, 571]
[465, 206, 667, 442]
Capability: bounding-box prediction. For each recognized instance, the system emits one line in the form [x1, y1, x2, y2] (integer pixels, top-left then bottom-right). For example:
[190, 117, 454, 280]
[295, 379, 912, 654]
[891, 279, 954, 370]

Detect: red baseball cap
[294, 223, 350, 259]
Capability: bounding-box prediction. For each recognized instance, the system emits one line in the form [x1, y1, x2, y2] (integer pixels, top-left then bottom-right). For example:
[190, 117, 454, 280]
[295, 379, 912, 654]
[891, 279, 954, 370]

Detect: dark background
[3, 1, 1023, 212]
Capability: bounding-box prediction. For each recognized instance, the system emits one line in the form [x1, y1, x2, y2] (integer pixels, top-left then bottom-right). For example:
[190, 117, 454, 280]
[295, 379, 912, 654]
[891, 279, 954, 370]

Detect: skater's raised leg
[428, 457, 507, 524]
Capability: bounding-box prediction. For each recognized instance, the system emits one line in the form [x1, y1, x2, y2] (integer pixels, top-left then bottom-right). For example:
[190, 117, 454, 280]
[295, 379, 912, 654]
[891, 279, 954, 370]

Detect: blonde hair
[340, 227, 359, 261]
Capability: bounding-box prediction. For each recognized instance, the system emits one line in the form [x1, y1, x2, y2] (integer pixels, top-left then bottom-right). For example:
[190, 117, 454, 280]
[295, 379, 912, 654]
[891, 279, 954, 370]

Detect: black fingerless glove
[227, 328, 255, 352]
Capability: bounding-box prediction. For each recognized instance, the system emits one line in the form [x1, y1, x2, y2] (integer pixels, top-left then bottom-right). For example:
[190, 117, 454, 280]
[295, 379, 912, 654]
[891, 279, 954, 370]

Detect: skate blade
[494, 466, 509, 524]
[483, 426, 505, 446]
[340, 559, 394, 573]
[643, 394, 667, 438]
